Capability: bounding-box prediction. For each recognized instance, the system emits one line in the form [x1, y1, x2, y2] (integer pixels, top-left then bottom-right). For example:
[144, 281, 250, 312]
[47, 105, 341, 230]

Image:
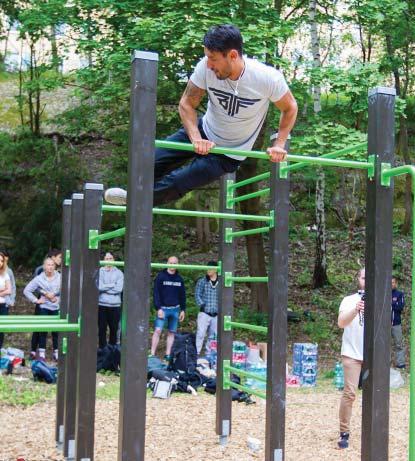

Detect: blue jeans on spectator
[153, 119, 241, 206]
[38, 308, 59, 350]
[154, 307, 180, 333]
[0, 303, 8, 349]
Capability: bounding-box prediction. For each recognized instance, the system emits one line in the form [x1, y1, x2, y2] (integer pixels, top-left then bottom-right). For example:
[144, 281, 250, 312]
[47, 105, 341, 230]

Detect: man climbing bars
[105, 24, 297, 206]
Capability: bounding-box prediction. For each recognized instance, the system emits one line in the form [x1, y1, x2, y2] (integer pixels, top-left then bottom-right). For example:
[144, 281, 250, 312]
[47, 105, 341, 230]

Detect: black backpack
[97, 344, 121, 372]
[169, 332, 197, 373]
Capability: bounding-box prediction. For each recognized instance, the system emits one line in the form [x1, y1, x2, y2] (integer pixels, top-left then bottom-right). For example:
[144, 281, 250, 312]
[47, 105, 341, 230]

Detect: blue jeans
[154, 307, 180, 332]
[153, 120, 241, 206]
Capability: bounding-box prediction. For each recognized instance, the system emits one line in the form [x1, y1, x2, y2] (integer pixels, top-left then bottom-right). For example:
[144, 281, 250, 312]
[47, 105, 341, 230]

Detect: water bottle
[334, 362, 344, 390]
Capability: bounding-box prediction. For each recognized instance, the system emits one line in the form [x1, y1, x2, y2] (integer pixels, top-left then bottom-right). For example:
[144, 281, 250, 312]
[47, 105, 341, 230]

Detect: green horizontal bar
[381, 164, 415, 186]
[231, 188, 270, 204]
[230, 276, 268, 283]
[227, 380, 266, 400]
[0, 323, 80, 333]
[155, 140, 372, 172]
[284, 142, 368, 174]
[102, 205, 271, 222]
[227, 226, 269, 241]
[100, 261, 222, 274]
[155, 140, 269, 160]
[229, 172, 270, 190]
[0, 318, 68, 323]
[94, 227, 126, 243]
[225, 319, 268, 334]
[225, 364, 267, 383]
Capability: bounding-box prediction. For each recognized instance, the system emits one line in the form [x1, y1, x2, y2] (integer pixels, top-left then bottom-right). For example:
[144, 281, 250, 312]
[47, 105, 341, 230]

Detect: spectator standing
[150, 256, 186, 361]
[0, 252, 12, 349]
[337, 268, 365, 450]
[194, 261, 219, 355]
[98, 252, 124, 349]
[30, 249, 62, 359]
[24, 257, 61, 361]
[2, 250, 16, 312]
[391, 276, 405, 368]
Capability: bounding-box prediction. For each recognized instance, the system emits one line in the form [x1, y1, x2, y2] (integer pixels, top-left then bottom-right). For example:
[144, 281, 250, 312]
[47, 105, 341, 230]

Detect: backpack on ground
[147, 356, 167, 379]
[169, 332, 197, 373]
[31, 360, 57, 384]
[96, 344, 121, 372]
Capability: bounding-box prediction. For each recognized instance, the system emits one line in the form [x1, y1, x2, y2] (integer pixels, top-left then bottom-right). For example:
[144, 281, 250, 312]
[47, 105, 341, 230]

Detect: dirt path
[0, 386, 409, 461]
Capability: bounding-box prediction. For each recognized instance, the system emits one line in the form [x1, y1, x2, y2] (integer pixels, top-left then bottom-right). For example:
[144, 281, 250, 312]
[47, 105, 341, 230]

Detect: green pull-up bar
[222, 360, 266, 400]
[100, 260, 222, 274]
[223, 315, 268, 334]
[0, 323, 80, 333]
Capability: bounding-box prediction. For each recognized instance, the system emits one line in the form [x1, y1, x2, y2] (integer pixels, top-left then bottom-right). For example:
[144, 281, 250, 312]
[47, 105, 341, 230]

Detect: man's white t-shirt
[0, 272, 10, 304]
[190, 56, 289, 160]
[339, 293, 364, 361]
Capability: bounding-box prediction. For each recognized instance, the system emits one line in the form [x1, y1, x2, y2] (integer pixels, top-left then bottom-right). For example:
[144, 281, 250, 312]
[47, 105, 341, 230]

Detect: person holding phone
[337, 268, 365, 449]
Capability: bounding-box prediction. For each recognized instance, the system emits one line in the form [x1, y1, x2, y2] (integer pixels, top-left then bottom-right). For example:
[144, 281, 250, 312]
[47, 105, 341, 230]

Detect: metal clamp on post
[223, 360, 231, 390]
[224, 272, 233, 287]
[226, 179, 234, 209]
[381, 162, 392, 187]
[225, 227, 233, 244]
[367, 155, 376, 179]
[65, 249, 71, 266]
[223, 315, 232, 331]
[88, 229, 99, 249]
[278, 161, 289, 179]
[62, 337, 68, 355]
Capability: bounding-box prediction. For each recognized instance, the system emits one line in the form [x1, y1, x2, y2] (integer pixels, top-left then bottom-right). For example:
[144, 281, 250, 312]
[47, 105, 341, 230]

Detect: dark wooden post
[74, 184, 103, 461]
[117, 50, 158, 461]
[216, 172, 236, 445]
[63, 193, 84, 459]
[265, 142, 290, 461]
[362, 87, 395, 461]
[55, 198, 72, 448]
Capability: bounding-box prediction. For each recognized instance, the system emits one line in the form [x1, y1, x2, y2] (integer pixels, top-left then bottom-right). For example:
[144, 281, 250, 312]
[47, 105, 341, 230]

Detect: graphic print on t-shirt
[208, 87, 261, 117]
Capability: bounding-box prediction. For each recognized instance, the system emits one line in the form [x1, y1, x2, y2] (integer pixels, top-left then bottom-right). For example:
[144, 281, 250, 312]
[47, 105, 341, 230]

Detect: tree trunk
[50, 26, 60, 73]
[237, 157, 268, 313]
[309, 0, 328, 288]
[313, 169, 329, 287]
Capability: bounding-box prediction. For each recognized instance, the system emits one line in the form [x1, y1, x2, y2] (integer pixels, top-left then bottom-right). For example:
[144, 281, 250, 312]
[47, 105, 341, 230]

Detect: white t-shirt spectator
[339, 293, 364, 361]
[190, 56, 289, 160]
[0, 272, 11, 304]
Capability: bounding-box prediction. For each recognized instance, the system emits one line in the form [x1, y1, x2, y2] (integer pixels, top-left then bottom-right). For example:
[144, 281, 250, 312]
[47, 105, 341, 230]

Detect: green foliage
[0, 131, 83, 265]
[302, 314, 336, 344]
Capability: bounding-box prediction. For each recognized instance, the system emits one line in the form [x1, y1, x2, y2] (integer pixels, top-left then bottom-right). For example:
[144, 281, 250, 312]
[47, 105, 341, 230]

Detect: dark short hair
[203, 24, 243, 56]
[207, 261, 217, 267]
[48, 248, 62, 258]
[0, 249, 10, 258]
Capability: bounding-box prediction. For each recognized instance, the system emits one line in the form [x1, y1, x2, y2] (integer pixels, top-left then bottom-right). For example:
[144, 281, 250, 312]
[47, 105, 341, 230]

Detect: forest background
[0, 0, 414, 357]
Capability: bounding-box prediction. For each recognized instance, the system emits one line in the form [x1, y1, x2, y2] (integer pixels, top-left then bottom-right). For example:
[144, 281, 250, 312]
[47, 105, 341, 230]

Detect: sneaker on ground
[29, 351, 37, 361]
[396, 364, 406, 369]
[337, 432, 349, 449]
[164, 355, 171, 363]
[104, 188, 127, 205]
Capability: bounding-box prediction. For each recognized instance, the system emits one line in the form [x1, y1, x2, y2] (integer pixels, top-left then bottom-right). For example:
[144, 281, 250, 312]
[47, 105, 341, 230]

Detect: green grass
[0, 373, 56, 406]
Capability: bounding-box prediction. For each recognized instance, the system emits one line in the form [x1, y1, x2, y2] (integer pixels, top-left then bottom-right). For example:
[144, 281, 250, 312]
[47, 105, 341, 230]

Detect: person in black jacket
[391, 276, 405, 368]
[150, 256, 186, 361]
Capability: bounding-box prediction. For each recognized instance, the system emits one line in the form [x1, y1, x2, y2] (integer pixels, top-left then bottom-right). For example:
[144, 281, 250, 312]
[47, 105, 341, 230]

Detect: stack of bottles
[292, 343, 318, 387]
[206, 334, 218, 369]
[334, 362, 344, 390]
[245, 346, 267, 391]
[232, 341, 247, 369]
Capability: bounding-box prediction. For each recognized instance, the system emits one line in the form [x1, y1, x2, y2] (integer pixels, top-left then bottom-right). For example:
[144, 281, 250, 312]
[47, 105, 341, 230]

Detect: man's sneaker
[337, 432, 350, 449]
[29, 351, 37, 361]
[164, 355, 171, 363]
[104, 188, 127, 205]
[396, 364, 406, 369]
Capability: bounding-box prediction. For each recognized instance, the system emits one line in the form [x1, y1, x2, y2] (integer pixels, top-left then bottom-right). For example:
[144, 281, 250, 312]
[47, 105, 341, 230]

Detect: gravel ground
[0, 384, 409, 461]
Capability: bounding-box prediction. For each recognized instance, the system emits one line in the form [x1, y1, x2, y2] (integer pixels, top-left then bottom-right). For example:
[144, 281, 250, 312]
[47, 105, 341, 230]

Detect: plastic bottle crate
[301, 371, 317, 387]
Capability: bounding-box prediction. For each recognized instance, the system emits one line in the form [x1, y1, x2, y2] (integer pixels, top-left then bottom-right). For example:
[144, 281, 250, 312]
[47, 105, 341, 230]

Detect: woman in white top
[337, 268, 365, 449]
[0, 252, 12, 349]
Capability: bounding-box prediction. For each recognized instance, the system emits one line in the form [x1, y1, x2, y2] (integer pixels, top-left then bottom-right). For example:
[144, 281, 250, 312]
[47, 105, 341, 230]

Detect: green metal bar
[65, 249, 71, 267]
[93, 227, 126, 243]
[229, 172, 270, 190]
[223, 315, 268, 334]
[0, 323, 80, 333]
[225, 226, 269, 243]
[228, 380, 266, 400]
[231, 276, 268, 283]
[100, 261, 222, 274]
[0, 318, 68, 323]
[230, 188, 270, 204]
[225, 363, 267, 383]
[155, 140, 372, 171]
[102, 205, 272, 222]
[282, 142, 368, 174]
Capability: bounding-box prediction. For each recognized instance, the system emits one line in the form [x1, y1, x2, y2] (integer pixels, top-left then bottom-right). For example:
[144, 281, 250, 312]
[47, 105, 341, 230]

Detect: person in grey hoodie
[98, 252, 124, 349]
[24, 257, 61, 361]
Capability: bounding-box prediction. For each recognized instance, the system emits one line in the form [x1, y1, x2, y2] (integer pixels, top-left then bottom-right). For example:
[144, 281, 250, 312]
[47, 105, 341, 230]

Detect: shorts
[154, 306, 180, 332]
